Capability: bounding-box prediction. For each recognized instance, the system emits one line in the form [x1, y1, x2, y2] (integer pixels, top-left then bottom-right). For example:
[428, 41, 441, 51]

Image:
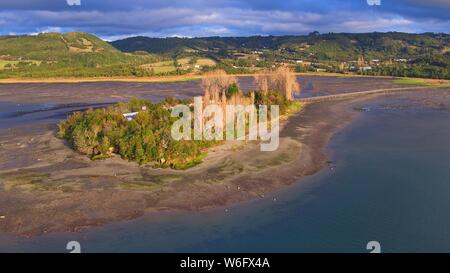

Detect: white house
[123, 112, 139, 121]
[123, 106, 147, 121]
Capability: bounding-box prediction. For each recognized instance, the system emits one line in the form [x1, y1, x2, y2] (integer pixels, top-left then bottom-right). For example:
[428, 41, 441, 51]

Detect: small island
[57, 68, 302, 169]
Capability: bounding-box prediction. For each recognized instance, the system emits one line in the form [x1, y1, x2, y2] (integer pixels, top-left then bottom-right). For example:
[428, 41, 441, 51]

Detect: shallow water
[0, 101, 116, 130]
[0, 76, 400, 130]
[1, 95, 449, 253]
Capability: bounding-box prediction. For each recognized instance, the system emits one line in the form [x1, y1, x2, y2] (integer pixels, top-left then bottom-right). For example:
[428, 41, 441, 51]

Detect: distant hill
[111, 32, 450, 61]
[0, 31, 449, 79]
[111, 32, 450, 79]
[110, 36, 208, 55]
[0, 32, 159, 78]
[0, 32, 117, 59]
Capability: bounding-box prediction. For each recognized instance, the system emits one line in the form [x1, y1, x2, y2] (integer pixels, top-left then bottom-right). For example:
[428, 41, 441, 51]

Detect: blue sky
[0, 0, 449, 40]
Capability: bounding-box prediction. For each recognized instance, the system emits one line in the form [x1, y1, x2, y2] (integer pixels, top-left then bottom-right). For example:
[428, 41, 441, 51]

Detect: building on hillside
[123, 106, 147, 121]
[360, 66, 372, 72]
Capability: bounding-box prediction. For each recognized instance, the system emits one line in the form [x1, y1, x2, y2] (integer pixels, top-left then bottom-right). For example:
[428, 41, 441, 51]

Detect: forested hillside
[0, 32, 449, 79]
[0, 32, 160, 78]
[111, 32, 450, 79]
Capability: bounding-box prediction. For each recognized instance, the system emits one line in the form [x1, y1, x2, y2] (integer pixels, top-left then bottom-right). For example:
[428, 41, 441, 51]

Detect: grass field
[0, 75, 201, 83]
[394, 78, 430, 86]
[196, 58, 216, 66]
[0, 59, 42, 70]
[142, 58, 217, 74]
[0, 60, 18, 69]
[393, 77, 450, 86]
[140, 60, 177, 74]
[176, 58, 192, 65]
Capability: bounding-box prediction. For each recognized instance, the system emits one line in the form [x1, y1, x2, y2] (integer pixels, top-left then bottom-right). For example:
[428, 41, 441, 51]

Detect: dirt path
[299, 85, 445, 102]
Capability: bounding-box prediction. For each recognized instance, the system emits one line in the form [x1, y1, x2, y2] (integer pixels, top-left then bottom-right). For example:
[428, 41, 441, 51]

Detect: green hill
[0, 32, 160, 78]
[110, 32, 450, 79]
[110, 36, 208, 55]
[111, 32, 450, 61]
[0, 31, 449, 79]
[0, 32, 117, 59]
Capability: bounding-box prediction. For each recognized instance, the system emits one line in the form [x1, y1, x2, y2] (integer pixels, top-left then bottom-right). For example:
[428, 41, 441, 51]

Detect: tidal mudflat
[0, 76, 448, 245]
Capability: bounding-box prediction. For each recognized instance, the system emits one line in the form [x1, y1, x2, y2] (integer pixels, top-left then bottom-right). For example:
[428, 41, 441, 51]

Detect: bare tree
[201, 70, 237, 103]
[254, 71, 270, 95]
[270, 66, 300, 100]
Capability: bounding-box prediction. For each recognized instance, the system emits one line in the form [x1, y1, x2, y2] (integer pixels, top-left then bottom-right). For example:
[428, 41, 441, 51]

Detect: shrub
[57, 98, 213, 169]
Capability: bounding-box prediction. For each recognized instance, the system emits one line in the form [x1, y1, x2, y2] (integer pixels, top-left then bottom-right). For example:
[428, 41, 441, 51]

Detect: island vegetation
[57, 68, 301, 169]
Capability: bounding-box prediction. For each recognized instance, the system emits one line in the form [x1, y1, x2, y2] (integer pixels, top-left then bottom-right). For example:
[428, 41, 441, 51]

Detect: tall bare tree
[254, 71, 270, 95]
[201, 70, 237, 104]
[270, 66, 300, 100]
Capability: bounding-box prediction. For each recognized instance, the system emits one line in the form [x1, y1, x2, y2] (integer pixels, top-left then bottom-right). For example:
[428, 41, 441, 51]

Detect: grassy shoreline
[393, 77, 450, 87]
[0, 75, 202, 84]
[1, 72, 444, 84]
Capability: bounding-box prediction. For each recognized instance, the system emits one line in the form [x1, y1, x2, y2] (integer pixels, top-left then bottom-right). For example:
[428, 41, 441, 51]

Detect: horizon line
[2, 30, 450, 42]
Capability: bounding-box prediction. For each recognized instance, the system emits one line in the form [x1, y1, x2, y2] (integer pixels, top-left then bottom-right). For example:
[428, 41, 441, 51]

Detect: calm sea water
[0, 99, 449, 253]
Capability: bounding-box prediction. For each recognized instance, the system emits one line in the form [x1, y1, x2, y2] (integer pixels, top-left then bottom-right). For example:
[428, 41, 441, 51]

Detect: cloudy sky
[0, 0, 449, 40]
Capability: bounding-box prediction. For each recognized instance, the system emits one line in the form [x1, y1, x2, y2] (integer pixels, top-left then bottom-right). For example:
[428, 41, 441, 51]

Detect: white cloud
[340, 18, 413, 32]
[30, 27, 63, 36]
[66, 0, 81, 6]
[0, 3, 448, 38]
